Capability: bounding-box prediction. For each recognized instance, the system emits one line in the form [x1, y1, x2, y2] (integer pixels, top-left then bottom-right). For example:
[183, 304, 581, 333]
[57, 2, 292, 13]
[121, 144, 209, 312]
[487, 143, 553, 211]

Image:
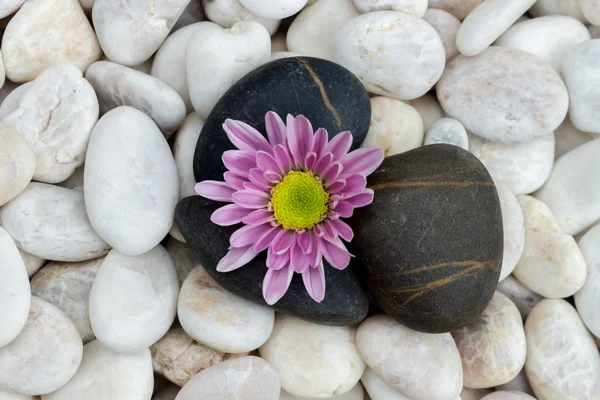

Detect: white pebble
[529, 0, 587, 22]
[0, 183, 110, 262]
[0, 51, 5, 90]
[0, 0, 26, 18]
[422, 9, 461, 61]
[0, 297, 82, 396]
[0, 125, 35, 207]
[239, 0, 306, 19]
[460, 387, 492, 400]
[202, 0, 280, 35]
[360, 368, 412, 400]
[351, 0, 427, 16]
[574, 225, 600, 338]
[187, 21, 271, 118]
[496, 276, 543, 320]
[18, 249, 46, 278]
[1, 0, 101, 82]
[480, 392, 535, 400]
[84, 107, 179, 256]
[554, 116, 595, 159]
[42, 340, 153, 400]
[356, 314, 462, 400]
[495, 369, 534, 396]
[408, 93, 445, 131]
[165, 240, 198, 285]
[582, 0, 600, 26]
[89, 246, 179, 353]
[427, 0, 482, 20]
[438, 47, 568, 144]
[513, 195, 586, 298]
[260, 314, 365, 398]
[496, 184, 525, 281]
[423, 118, 468, 149]
[525, 299, 600, 399]
[280, 383, 364, 400]
[335, 11, 445, 100]
[0, 82, 31, 120]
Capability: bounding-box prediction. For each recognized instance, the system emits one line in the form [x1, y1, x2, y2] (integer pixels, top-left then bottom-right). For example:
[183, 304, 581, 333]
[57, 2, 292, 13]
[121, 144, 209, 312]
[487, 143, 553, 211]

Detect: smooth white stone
[89, 246, 179, 353]
[495, 369, 534, 396]
[438, 47, 568, 144]
[525, 299, 600, 399]
[496, 184, 525, 281]
[0, 125, 35, 207]
[361, 368, 412, 400]
[0, 183, 110, 262]
[496, 275, 542, 320]
[271, 51, 302, 60]
[0, 0, 26, 18]
[175, 356, 280, 400]
[555, 116, 594, 159]
[42, 340, 153, 400]
[173, 0, 205, 31]
[18, 249, 46, 278]
[460, 387, 493, 400]
[187, 21, 270, 118]
[260, 314, 365, 398]
[427, 0, 482, 20]
[165, 240, 198, 285]
[280, 383, 364, 400]
[495, 16, 590, 72]
[529, 0, 587, 22]
[178, 265, 274, 352]
[287, 0, 358, 61]
[536, 139, 600, 235]
[0, 82, 32, 120]
[84, 107, 179, 255]
[468, 133, 554, 195]
[362, 96, 423, 157]
[239, 0, 306, 18]
[513, 195, 586, 298]
[480, 392, 535, 400]
[202, 0, 280, 35]
[86, 61, 186, 138]
[31, 258, 103, 344]
[0, 390, 36, 400]
[357, 314, 462, 400]
[1, 0, 101, 82]
[351, 0, 426, 16]
[452, 292, 525, 388]
[408, 92, 445, 131]
[574, 225, 600, 338]
[423, 9, 461, 61]
[0, 297, 82, 396]
[456, 0, 535, 57]
[0, 227, 30, 348]
[336, 12, 445, 100]
[423, 118, 468, 149]
[586, 0, 600, 26]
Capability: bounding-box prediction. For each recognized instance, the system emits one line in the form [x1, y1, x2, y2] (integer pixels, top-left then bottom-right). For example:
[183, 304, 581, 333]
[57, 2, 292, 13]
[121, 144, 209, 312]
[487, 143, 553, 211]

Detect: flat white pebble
[239, 0, 306, 19]
[427, 0, 482, 20]
[495, 369, 534, 396]
[0, 125, 35, 207]
[529, 0, 587, 22]
[335, 11, 445, 100]
[42, 340, 153, 400]
[202, 0, 280, 36]
[280, 383, 364, 400]
[480, 392, 535, 400]
[423, 118, 468, 149]
[360, 368, 413, 400]
[422, 9, 461, 61]
[0, 82, 31, 120]
[89, 246, 179, 353]
[18, 250, 46, 278]
[0, 297, 82, 396]
[496, 184, 525, 281]
[496, 275, 543, 320]
[574, 225, 600, 338]
[165, 240, 198, 285]
[351, 0, 427, 16]
[554, 116, 595, 159]
[408, 93, 445, 131]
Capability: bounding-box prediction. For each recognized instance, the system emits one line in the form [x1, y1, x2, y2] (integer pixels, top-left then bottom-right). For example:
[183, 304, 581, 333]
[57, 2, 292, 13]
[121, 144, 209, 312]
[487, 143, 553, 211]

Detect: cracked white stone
[89, 246, 179, 353]
[352, 0, 426, 15]
[496, 276, 543, 320]
[173, 0, 205, 31]
[408, 93, 445, 131]
[165, 240, 198, 285]
[0, 0, 26, 18]
[239, 0, 306, 19]
[84, 106, 179, 256]
[427, 0, 482, 20]
[175, 356, 280, 400]
[42, 340, 153, 400]
[422, 9, 461, 61]
[260, 314, 365, 398]
[187, 21, 271, 118]
[335, 11, 445, 100]
[0, 82, 31, 121]
[438, 47, 568, 144]
[0, 125, 35, 207]
[554, 116, 595, 159]
[356, 314, 462, 400]
[480, 392, 536, 400]
[202, 0, 280, 35]
[0, 297, 82, 396]
[0, 183, 110, 262]
[495, 184, 525, 281]
[424, 118, 468, 149]
[93, 0, 190, 66]
[575, 225, 600, 338]
[525, 299, 600, 399]
[18, 249, 46, 278]
[280, 383, 364, 400]
[529, 0, 587, 22]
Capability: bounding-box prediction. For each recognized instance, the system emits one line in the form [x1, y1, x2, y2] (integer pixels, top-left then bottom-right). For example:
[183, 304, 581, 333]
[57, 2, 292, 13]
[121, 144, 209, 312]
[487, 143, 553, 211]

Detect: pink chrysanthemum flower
[195, 112, 384, 305]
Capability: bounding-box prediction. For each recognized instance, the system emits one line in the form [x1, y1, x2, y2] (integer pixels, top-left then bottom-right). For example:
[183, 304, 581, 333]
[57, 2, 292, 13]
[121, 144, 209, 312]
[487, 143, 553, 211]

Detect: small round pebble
[0, 125, 35, 207]
[427, 0, 482, 20]
[554, 116, 595, 159]
[280, 383, 364, 400]
[202, 0, 280, 36]
[529, 0, 587, 22]
[496, 275, 543, 320]
[351, 0, 427, 16]
[18, 249, 46, 278]
[496, 183, 525, 281]
[239, 0, 306, 18]
[408, 93, 445, 131]
[574, 225, 600, 338]
[480, 392, 536, 400]
[89, 246, 179, 353]
[423, 118, 468, 149]
[422, 9, 461, 61]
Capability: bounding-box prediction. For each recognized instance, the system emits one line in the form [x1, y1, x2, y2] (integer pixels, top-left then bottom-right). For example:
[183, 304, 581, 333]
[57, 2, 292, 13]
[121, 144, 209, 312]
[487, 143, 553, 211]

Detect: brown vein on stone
[369, 181, 495, 191]
[297, 58, 342, 129]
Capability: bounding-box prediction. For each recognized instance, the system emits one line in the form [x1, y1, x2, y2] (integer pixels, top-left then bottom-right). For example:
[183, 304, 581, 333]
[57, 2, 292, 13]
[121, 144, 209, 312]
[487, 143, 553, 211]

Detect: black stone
[193, 56, 371, 182]
[175, 195, 370, 326]
[349, 145, 503, 333]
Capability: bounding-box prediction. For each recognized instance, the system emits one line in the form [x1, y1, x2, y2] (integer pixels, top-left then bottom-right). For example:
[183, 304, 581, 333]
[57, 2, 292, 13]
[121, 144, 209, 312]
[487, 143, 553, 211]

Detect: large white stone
[480, 392, 535, 400]
[1, 0, 101, 83]
[0, 0, 26, 18]
[89, 246, 179, 353]
[525, 299, 600, 399]
[360, 368, 412, 400]
[356, 314, 462, 400]
[536, 139, 600, 235]
[335, 12, 445, 100]
[456, 0, 535, 57]
[187, 21, 270, 118]
[513, 195, 586, 298]
[427, 0, 482, 20]
[529, 0, 587, 22]
[468, 133, 554, 195]
[239, 0, 306, 18]
[42, 340, 153, 400]
[437, 47, 568, 144]
[496, 276, 543, 320]
[0, 125, 35, 207]
[554, 115, 595, 159]
[18, 249, 46, 278]
[202, 0, 280, 36]
[2, 64, 99, 183]
[423, 9, 461, 61]
[165, 240, 198, 285]
[84, 107, 179, 256]
[86, 61, 186, 138]
[280, 384, 364, 400]
[0, 82, 31, 120]
[0, 183, 110, 262]
[351, 0, 426, 16]
[574, 225, 600, 338]
[260, 314, 365, 398]
[423, 118, 468, 150]
[496, 184, 525, 281]
[175, 356, 280, 400]
[408, 93, 445, 131]
[0, 297, 82, 396]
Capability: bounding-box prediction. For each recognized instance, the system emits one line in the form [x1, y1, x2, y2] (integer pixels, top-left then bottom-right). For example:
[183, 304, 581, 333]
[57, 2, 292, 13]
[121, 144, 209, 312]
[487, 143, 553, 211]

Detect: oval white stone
[408, 93, 445, 131]
[529, 0, 587, 22]
[84, 106, 179, 256]
[495, 184, 525, 281]
[427, 0, 482, 20]
[554, 116, 595, 159]
[496, 276, 542, 320]
[422, 9, 461, 61]
[351, 0, 427, 16]
[280, 383, 364, 400]
[437, 47, 568, 144]
[202, 0, 280, 36]
[239, 0, 306, 19]
[335, 11, 445, 100]
[89, 246, 179, 353]
[424, 118, 468, 149]
[0, 125, 35, 207]
[525, 299, 600, 399]
[42, 340, 153, 400]
[0, 297, 83, 396]
[361, 368, 413, 400]
[574, 225, 600, 338]
[480, 392, 536, 400]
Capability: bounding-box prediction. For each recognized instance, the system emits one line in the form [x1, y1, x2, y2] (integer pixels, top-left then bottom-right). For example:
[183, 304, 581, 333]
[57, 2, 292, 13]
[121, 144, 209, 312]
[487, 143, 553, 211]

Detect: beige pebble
[423, 9, 460, 61]
[0, 125, 35, 207]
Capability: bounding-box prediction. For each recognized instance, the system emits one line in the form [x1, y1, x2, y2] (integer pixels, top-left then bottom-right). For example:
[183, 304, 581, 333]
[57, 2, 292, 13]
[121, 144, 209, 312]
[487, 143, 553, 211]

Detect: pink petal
[320, 221, 336, 240]
[287, 114, 314, 167]
[195, 181, 235, 202]
[243, 181, 267, 192]
[254, 226, 281, 252]
[321, 162, 343, 185]
[335, 201, 354, 218]
[256, 151, 281, 174]
[311, 128, 328, 160]
[330, 219, 353, 241]
[222, 150, 256, 175]
[262, 264, 294, 305]
[223, 119, 271, 154]
[302, 263, 326, 303]
[272, 229, 296, 254]
[305, 152, 317, 171]
[341, 147, 384, 177]
[264, 170, 282, 183]
[267, 247, 290, 270]
[324, 131, 353, 162]
[290, 240, 310, 273]
[346, 189, 374, 208]
[328, 180, 346, 194]
[232, 189, 270, 209]
[339, 174, 367, 196]
[224, 172, 247, 191]
[265, 111, 287, 146]
[307, 232, 321, 267]
[243, 209, 275, 225]
[211, 204, 252, 226]
[248, 168, 271, 188]
[230, 223, 272, 247]
[216, 245, 259, 272]
[273, 144, 293, 174]
[298, 231, 312, 253]
[320, 237, 351, 270]
[314, 153, 334, 176]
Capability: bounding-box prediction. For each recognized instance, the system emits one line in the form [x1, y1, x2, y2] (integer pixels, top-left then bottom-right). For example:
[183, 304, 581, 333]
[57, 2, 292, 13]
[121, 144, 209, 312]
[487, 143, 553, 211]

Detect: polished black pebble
[350, 144, 503, 333]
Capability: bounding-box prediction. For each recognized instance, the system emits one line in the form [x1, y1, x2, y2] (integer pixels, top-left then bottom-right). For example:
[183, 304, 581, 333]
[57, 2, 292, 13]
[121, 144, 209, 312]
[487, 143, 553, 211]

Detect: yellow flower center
[270, 171, 329, 230]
